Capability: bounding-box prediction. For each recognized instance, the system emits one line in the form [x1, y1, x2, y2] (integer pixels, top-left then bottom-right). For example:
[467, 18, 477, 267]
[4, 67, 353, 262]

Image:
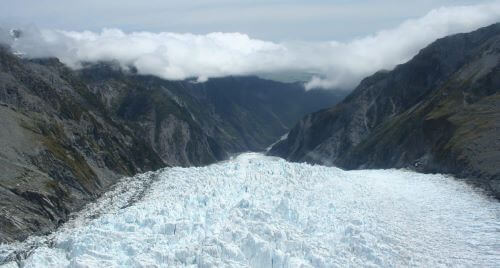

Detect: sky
[0, 0, 493, 41]
[1, 0, 500, 89]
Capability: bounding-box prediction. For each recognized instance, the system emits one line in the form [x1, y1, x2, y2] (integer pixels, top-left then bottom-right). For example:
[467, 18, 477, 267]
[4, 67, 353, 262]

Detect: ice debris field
[1, 153, 499, 267]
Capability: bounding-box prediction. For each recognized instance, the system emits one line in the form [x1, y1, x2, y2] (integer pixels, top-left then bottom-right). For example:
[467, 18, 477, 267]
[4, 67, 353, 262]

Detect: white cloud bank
[7, 2, 500, 89]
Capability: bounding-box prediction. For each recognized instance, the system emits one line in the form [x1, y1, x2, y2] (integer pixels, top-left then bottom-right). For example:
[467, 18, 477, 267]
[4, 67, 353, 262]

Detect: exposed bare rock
[269, 23, 500, 198]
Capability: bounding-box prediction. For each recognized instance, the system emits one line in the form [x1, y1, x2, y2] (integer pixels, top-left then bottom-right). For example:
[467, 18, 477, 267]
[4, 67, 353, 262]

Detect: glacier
[0, 153, 499, 267]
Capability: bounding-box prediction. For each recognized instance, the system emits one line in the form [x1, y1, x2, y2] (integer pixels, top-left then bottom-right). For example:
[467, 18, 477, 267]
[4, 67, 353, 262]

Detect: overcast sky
[1, 0, 494, 41]
[2, 1, 500, 89]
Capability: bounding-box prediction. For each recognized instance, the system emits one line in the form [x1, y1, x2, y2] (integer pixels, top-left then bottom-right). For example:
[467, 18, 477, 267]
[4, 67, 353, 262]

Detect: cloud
[303, 2, 500, 89]
[7, 2, 500, 89]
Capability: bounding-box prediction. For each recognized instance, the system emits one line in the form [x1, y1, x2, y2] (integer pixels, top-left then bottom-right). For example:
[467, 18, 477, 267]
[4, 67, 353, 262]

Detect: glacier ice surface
[1, 153, 499, 267]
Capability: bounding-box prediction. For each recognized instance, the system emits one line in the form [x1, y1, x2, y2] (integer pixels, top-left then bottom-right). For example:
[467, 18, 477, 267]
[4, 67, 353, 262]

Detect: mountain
[269, 23, 500, 198]
[0, 47, 344, 242]
[80, 66, 345, 155]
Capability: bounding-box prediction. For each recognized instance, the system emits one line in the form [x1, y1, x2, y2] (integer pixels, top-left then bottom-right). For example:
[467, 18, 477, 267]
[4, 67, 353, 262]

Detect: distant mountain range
[255, 71, 319, 84]
[0, 48, 344, 242]
[269, 23, 500, 199]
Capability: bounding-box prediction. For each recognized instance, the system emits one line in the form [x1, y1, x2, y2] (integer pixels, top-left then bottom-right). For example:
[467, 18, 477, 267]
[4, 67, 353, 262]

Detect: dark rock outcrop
[269, 23, 500, 198]
[0, 47, 344, 242]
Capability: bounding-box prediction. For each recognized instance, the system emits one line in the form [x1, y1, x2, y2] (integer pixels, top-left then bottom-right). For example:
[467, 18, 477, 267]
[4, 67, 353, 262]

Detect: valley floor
[1, 153, 499, 267]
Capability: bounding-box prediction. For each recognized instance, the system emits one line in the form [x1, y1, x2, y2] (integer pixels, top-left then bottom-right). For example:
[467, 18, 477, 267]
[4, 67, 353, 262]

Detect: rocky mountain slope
[269, 23, 500, 198]
[0, 46, 343, 242]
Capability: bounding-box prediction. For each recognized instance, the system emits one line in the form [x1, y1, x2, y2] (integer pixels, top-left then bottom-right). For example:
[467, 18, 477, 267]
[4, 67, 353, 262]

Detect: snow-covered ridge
[1, 153, 499, 267]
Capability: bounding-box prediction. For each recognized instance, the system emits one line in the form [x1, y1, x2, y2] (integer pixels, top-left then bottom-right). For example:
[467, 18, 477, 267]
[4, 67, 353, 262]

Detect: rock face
[269, 23, 500, 198]
[0, 47, 343, 242]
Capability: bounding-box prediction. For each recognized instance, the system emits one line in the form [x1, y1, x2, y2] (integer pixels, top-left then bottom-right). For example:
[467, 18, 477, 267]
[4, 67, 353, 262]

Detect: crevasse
[1, 153, 499, 267]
